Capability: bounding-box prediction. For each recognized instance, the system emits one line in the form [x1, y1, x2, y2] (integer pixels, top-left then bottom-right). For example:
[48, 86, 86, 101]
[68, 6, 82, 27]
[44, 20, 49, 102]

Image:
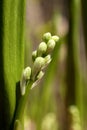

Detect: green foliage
[0, 0, 26, 129]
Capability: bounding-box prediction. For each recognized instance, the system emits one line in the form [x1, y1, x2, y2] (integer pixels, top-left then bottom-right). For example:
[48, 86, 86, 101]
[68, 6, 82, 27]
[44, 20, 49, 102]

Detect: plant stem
[14, 81, 33, 130]
[81, 0, 87, 58]
[81, 1, 87, 128]
[66, 0, 83, 129]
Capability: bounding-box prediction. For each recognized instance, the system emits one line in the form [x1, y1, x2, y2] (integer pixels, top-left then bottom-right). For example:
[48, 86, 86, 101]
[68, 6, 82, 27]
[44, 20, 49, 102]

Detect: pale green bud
[47, 39, 56, 53]
[43, 55, 51, 68]
[22, 67, 31, 80]
[52, 35, 59, 43]
[20, 67, 31, 95]
[32, 50, 37, 61]
[39, 55, 51, 70]
[31, 71, 44, 89]
[43, 32, 51, 42]
[31, 79, 40, 89]
[32, 57, 45, 80]
[38, 42, 47, 56]
[37, 71, 44, 80]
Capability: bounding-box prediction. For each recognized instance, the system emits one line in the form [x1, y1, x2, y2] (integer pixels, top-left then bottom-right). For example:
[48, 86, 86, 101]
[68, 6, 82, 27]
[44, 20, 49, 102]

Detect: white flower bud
[32, 57, 45, 80]
[42, 32, 51, 42]
[42, 55, 51, 69]
[31, 79, 40, 89]
[47, 39, 56, 53]
[37, 71, 44, 80]
[38, 42, 47, 56]
[32, 50, 37, 61]
[44, 55, 51, 64]
[52, 35, 59, 43]
[20, 67, 31, 95]
[31, 71, 44, 89]
[22, 67, 31, 80]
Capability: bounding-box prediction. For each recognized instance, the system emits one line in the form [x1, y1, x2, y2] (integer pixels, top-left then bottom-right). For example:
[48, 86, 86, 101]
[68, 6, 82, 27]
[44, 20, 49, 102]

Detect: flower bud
[47, 39, 56, 53]
[32, 50, 37, 61]
[20, 67, 31, 95]
[52, 35, 59, 43]
[45, 55, 51, 64]
[38, 42, 47, 56]
[42, 32, 51, 42]
[37, 71, 44, 80]
[32, 57, 45, 80]
[43, 55, 51, 69]
[23, 67, 31, 80]
[31, 71, 44, 89]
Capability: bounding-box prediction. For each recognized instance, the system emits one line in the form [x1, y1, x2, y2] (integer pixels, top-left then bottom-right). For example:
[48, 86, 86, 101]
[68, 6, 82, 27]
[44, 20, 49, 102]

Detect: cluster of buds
[20, 32, 59, 95]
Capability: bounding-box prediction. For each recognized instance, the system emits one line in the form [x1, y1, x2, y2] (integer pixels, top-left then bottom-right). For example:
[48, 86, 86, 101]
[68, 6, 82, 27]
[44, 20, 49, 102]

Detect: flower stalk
[14, 32, 59, 130]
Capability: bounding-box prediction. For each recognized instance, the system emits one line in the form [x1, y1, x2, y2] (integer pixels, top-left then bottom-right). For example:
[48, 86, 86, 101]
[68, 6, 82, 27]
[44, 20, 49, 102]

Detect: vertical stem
[81, 0, 87, 128]
[15, 81, 33, 130]
[66, 0, 82, 129]
[81, 0, 87, 57]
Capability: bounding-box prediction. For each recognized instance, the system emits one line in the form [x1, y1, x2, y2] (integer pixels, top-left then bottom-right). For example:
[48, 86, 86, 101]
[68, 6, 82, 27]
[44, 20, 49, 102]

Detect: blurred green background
[24, 0, 87, 130]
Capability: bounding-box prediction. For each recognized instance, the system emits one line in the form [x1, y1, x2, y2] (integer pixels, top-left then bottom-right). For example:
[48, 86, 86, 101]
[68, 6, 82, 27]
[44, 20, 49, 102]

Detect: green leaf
[0, 0, 26, 129]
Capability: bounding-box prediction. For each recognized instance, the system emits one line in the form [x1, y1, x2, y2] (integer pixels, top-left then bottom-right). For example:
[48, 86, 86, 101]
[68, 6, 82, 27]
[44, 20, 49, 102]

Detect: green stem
[66, 0, 83, 129]
[15, 81, 33, 129]
[81, 0, 87, 57]
[66, 0, 81, 107]
[81, 0, 87, 128]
